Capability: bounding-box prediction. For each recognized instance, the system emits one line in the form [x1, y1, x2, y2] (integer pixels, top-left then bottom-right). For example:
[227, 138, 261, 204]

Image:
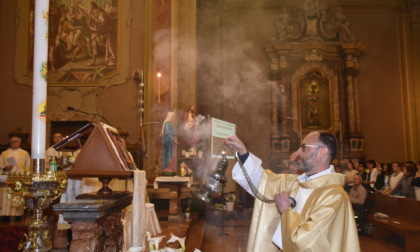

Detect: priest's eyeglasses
[299, 144, 323, 151]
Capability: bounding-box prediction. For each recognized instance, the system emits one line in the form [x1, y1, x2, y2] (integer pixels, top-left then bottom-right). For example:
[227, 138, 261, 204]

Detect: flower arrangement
[224, 192, 236, 202]
[146, 232, 203, 252]
[179, 162, 193, 177]
[212, 203, 225, 211]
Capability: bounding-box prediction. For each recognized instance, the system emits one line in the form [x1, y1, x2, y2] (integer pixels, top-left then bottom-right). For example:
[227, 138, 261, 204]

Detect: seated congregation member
[386, 162, 416, 199]
[360, 161, 375, 193]
[344, 161, 358, 192]
[412, 162, 420, 200]
[357, 162, 366, 175]
[349, 174, 367, 217]
[382, 163, 393, 189]
[225, 131, 360, 252]
[374, 163, 386, 191]
[382, 162, 404, 195]
[0, 136, 31, 221]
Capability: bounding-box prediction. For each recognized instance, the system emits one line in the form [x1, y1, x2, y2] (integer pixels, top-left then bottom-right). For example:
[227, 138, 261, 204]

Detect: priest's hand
[274, 192, 291, 214]
[225, 135, 247, 155]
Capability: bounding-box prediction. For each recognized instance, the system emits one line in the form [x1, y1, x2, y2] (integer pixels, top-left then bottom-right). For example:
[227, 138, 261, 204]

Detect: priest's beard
[297, 151, 319, 172]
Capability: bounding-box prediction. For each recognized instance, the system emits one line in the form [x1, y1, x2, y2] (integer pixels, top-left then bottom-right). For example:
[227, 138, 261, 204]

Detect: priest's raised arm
[225, 131, 360, 252]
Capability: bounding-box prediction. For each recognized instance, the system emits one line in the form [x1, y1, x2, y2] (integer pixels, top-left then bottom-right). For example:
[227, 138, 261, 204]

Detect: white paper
[211, 118, 236, 159]
[6, 157, 17, 166]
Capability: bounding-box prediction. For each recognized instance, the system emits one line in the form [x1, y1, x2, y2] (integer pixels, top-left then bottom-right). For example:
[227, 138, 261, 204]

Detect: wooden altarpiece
[265, 2, 366, 171]
[66, 122, 134, 198]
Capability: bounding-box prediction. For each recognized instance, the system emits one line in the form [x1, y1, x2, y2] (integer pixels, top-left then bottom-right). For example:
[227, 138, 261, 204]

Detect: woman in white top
[382, 162, 404, 194]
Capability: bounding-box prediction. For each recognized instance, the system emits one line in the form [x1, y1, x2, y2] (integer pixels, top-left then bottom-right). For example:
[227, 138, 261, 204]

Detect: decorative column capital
[407, 0, 420, 32]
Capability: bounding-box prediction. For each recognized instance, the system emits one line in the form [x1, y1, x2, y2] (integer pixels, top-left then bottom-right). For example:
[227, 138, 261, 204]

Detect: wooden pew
[369, 193, 420, 252]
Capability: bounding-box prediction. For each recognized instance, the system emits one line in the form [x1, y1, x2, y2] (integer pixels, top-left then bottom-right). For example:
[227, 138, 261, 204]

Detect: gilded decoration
[272, 1, 355, 43]
[6, 170, 68, 250]
[291, 63, 339, 135]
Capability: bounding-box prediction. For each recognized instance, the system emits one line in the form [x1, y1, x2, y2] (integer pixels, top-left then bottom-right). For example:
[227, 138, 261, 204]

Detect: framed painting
[14, 0, 130, 87]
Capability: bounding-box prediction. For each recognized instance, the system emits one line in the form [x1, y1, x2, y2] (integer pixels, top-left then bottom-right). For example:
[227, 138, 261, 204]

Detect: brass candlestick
[6, 166, 67, 251]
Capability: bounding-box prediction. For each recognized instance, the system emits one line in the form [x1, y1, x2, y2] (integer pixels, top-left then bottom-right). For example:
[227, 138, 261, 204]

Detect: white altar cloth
[153, 176, 193, 189]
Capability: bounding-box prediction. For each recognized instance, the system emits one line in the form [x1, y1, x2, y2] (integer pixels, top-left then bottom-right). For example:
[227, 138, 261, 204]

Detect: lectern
[65, 122, 135, 198]
[53, 122, 136, 251]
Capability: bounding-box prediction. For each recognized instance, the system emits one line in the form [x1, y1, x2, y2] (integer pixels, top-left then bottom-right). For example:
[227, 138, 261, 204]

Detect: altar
[153, 176, 193, 221]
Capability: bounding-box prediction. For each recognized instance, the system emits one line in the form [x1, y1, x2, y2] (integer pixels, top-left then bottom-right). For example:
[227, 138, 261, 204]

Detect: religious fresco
[51, 0, 117, 83]
[17, 0, 128, 86]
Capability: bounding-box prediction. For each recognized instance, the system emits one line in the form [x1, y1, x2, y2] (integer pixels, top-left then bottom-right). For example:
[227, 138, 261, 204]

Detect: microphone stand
[67, 107, 113, 126]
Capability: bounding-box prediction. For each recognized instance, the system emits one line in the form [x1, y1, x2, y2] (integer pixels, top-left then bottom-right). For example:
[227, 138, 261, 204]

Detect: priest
[0, 136, 31, 220]
[225, 131, 360, 252]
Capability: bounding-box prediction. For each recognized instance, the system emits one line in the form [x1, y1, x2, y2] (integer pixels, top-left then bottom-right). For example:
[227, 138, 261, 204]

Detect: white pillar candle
[31, 0, 49, 162]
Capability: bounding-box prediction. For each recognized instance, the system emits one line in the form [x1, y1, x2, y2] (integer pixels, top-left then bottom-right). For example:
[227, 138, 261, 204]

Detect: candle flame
[157, 72, 161, 78]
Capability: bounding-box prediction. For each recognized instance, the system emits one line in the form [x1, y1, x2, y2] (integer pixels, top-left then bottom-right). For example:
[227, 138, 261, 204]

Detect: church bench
[368, 193, 420, 252]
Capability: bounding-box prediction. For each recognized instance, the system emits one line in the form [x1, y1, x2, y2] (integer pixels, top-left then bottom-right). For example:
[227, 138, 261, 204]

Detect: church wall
[348, 9, 406, 162]
[196, 0, 413, 167]
[0, 0, 33, 144]
[412, 30, 420, 161]
[101, 0, 145, 147]
[0, 0, 419, 168]
[0, 1, 146, 151]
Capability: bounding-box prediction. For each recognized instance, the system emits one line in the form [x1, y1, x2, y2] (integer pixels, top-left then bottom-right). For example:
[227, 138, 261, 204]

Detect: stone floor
[0, 208, 407, 252]
[155, 206, 405, 252]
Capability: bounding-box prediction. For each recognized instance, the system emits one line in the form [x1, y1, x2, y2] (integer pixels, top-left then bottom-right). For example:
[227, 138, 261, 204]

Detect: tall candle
[31, 0, 49, 168]
[157, 72, 161, 103]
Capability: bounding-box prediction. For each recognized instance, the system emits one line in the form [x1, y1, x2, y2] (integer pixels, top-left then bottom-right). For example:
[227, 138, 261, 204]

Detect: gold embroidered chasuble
[247, 169, 360, 252]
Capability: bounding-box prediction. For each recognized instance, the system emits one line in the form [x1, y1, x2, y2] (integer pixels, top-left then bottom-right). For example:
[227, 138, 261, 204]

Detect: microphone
[67, 107, 113, 126]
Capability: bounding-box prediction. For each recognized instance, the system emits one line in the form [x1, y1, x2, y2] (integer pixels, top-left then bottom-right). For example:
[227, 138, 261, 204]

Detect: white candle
[31, 0, 49, 163]
[157, 72, 161, 103]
